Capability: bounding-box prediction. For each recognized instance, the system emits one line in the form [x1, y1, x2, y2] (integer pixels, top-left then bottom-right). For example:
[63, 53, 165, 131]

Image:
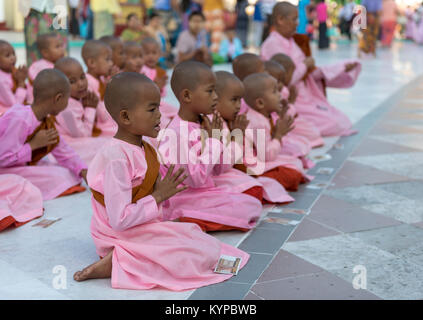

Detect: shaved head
[272, 1, 297, 21]
[141, 37, 160, 49]
[270, 53, 295, 71]
[243, 73, 273, 108]
[171, 60, 213, 98]
[215, 71, 242, 96]
[33, 69, 70, 102]
[232, 53, 264, 81]
[99, 36, 122, 50]
[36, 33, 59, 52]
[82, 40, 110, 63]
[264, 60, 286, 77]
[104, 72, 158, 120]
[54, 57, 82, 73]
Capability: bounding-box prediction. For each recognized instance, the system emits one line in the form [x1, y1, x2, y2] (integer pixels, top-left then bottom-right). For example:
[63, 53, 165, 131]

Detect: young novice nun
[122, 41, 144, 73]
[73, 72, 249, 290]
[270, 53, 324, 148]
[212, 71, 294, 204]
[232, 53, 266, 115]
[0, 174, 43, 232]
[54, 57, 111, 164]
[261, 1, 361, 137]
[0, 69, 88, 200]
[140, 37, 178, 127]
[82, 40, 117, 136]
[28, 33, 66, 82]
[240, 73, 311, 192]
[0, 40, 30, 114]
[99, 36, 126, 74]
[264, 60, 313, 169]
[158, 61, 263, 232]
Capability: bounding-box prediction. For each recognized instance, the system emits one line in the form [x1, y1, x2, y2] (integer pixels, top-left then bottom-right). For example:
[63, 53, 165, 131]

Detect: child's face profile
[124, 46, 144, 72]
[62, 63, 89, 100]
[123, 83, 161, 138]
[262, 77, 282, 114]
[268, 69, 285, 92]
[0, 43, 16, 72]
[43, 36, 65, 63]
[189, 71, 218, 115]
[216, 80, 245, 122]
[112, 42, 126, 69]
[142, 43, 161, 69]
[92, 47, 114, 76]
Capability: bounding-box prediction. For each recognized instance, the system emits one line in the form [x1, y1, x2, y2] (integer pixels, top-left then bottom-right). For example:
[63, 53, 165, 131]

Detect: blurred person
[19, 0, 70, 66]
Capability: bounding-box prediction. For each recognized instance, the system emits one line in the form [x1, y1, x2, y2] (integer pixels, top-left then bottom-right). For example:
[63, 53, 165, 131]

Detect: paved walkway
[1, 40, 423, 299]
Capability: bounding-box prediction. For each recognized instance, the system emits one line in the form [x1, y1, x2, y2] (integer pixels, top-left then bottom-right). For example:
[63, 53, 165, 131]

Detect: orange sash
[156, 66, 167, 79]
[91, 141, 160, 206]
[99, 79, 106, 101]
[92, 125, 102, 137]
[25, 115, 60, 166]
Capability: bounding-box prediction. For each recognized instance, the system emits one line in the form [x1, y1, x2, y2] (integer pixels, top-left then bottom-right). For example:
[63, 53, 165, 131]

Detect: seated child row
[0, 31, 353, 291]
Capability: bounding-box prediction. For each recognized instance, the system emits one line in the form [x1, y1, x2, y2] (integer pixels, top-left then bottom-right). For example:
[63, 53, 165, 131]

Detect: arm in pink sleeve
[0, 82, 17, 108]
[57, 101, 96, 137]
[290, 61, 308, 85]
[213, 138, 244, 175]
[103, 159, 160, 232]
[265, 138, 283, 162]
[51, 138, 87, 176]
[181, 137, 223, 187]
[0, 116, 32, 167]
[15, 87, 27, 104]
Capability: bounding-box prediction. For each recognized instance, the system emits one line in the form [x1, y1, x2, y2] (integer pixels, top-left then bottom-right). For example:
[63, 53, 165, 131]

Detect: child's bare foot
[73, 250, 113, 282]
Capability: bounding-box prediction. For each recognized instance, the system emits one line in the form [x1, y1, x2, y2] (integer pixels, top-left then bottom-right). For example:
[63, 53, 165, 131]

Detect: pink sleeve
[260, 39, 281, 61]
[180, 137, 224, 188]
[290, 61, 308, 85]
[51, 137, 88, 176]
[0, 115, 32, 167]
[56, 100, 96, 137]
[213, 138, 243, 175]
[15, 87, 27, 104]
[103, 159, 160, 232]
[0, 81, 16, 107]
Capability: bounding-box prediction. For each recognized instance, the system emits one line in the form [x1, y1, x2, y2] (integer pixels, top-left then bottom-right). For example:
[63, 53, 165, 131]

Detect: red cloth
[261, 166, 305, 192]
[0, 216, 28, 231]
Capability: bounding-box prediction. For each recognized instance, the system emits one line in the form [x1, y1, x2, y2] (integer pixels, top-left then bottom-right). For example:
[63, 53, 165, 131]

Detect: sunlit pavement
[1, 34, 423, 299]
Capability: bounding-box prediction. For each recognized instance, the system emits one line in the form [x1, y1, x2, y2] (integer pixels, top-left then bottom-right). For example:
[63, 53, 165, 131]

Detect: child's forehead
[142, 42, 159, 51]
[125, 46, 143, 55]
[0, 43, 13, 54]
[221, 79, 244, 95]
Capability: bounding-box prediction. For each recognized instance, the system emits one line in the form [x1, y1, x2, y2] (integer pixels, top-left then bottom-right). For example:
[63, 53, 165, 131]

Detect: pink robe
[244, 106, 312, 181]
[0, 174, 43, 229]
[86, 73, 118, 136]
[140, 65, 178, 128]
[0, 104, 87, 200]
[157, 115, 263, 229]
[210, 121, 294, 204]
[56, 97, 111, 164]
[280, 87, 324, 148]
[261, 31, 359, 137]
[88, 138, 249, 291]
[27, 59, 55, 104]
[0, 69, 28, 114]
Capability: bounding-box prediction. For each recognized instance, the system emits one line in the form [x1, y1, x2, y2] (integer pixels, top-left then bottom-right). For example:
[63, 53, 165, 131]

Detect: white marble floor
[1, 39, 423, 299]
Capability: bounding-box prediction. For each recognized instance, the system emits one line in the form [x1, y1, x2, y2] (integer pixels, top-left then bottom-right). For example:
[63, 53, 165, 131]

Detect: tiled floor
[1, 36, 423, 300]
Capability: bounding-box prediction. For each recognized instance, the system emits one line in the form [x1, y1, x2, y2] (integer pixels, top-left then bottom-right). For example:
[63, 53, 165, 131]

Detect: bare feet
[73, 250, 113, 282]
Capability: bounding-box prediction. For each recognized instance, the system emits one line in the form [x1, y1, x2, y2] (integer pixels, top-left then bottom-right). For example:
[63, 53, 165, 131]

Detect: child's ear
[54, 92, 63, 103]
[87, 58, 96, 70]
[119, 109, 131, 125]
[181, 89, 192, 103]
[255, 97, 265, 110]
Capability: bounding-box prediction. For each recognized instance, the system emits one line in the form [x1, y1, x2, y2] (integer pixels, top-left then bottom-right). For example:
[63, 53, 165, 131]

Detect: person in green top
[120, 13, 148, 42]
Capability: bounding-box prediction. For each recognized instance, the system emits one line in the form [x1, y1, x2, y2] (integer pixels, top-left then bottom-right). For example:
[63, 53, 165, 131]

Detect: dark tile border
[188, 75, 423, 300]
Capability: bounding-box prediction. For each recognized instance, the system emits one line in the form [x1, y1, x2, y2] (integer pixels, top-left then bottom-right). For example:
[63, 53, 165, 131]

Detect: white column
[0, 0, 5, 23]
